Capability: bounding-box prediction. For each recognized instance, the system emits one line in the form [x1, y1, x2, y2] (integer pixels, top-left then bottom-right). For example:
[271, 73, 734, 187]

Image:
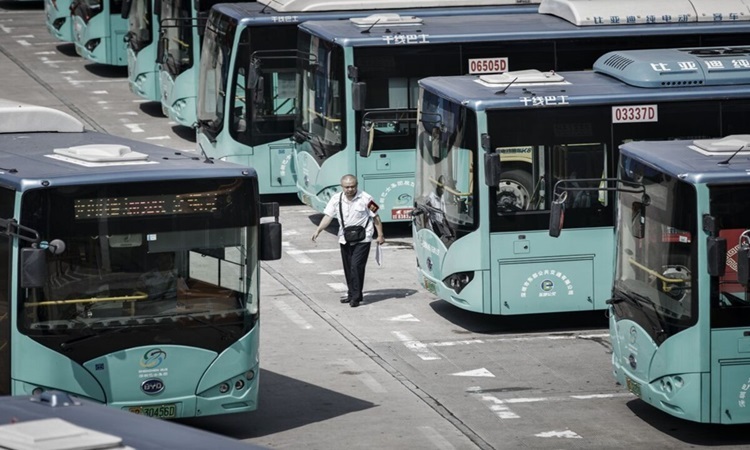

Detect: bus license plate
[625, 376, 642, 398]
[128, 404, 177, 419]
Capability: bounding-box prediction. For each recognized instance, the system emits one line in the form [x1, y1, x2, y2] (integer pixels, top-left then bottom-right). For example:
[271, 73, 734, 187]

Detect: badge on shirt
[367, 200, 379, 213]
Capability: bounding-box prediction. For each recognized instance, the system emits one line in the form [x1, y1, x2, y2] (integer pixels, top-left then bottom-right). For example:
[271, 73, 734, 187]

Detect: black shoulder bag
[339, 193, 369, 243]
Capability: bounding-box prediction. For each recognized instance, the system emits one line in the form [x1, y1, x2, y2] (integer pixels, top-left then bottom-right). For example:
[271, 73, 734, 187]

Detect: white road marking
[426, 333, 609, 348]
[284, 244, 313, 264]
[418, 426, 455, 450]
[35, 51, 56, 55]
[124, 123, 145, 133]
[388, 314, 420, 322]
[467, 388, 520, 420]
[145, 136, 171, 141]
[282, 230, 299, 236]
[451, 368, 494, 377]
[272, 300, 312, 330]
[92, 90, 109, 94]
[535, 430, 582, 439]
[60, 71, 79, 74]
[335, 359, 386, 393]
[319, 269, 344, 276]
[17, 40, 31, 46]
[327, 283, 347, 292]
[392, 331, 441, 361]
[0, 26, 12, 34]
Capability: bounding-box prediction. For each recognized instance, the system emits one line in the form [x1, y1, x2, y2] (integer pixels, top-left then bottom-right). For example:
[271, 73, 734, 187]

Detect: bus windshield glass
[414, 90, 477, 247]
[296, 33, 344, 162]
[19, 178, 257, 338]
[614, 155, 697, 341]
[710, 185, 750, 326]
[126, 0, 152, 52]
[161, 0, 192, 77]
[197, 11, 232, 132]
[72, 0, 103, 22]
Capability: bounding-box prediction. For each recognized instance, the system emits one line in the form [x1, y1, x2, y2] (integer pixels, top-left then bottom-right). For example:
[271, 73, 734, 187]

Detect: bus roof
[0, 100, 84, 134]
[620, 135, 750, 186]
[298, 0, 750, 45]
[0, 392, 260, 450]
[211, 1, 537, 26]
[0, 121, 256, 192]
[418, 46, 750, 111]
[539, 0, 750, 25]
[257, 0, 539, 13]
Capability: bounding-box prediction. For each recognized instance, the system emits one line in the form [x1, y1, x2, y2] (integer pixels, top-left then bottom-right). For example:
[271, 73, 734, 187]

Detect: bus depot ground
[4, 2, 750, 448]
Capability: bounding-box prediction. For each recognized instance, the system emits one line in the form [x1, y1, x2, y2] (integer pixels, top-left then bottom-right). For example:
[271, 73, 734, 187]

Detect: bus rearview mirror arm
[548, 178, 644, 238]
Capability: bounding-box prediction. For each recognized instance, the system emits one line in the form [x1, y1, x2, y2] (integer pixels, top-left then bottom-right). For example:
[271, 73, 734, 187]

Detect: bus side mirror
[352, 82, 366, 112]
[484, 153, 501, 187]
[549, 199, 565, 238]
[359, 124, 372, 157]
[156, 34, 167, 64]
[259, 202, 281, 261]
[707, 236, 727, 278]
[737, 242, 750, 286]
[20, 248, 46, 288]
[154, 0, 161, 16]
[631, 201, 646, 239]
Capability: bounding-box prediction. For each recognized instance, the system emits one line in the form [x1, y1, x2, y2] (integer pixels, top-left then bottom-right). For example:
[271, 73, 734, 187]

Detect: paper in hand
[375, 243, 383, 267]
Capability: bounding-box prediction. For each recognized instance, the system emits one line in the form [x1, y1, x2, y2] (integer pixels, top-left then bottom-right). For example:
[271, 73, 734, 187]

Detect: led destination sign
[74, 192, 223, 219]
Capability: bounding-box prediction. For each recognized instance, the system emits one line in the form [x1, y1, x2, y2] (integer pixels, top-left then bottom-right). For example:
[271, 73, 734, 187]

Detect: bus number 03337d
[612, 104, 658, 123]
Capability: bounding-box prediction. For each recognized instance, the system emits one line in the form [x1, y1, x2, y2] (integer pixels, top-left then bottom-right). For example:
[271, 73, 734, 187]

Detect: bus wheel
[497, 169, 532, 212]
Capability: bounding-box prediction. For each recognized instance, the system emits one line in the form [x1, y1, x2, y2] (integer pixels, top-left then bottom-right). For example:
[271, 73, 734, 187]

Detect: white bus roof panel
[0, 100, 83, 134]
[257, 0, 538, 12]
[538, 0, 750, 24]
[0, 418, 132, 450]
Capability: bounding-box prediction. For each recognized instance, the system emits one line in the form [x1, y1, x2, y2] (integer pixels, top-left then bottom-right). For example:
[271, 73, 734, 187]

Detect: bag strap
[338, 193, 346, 228]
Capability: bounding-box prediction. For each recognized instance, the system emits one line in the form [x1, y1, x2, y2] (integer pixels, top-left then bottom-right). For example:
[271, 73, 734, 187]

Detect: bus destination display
[74, 192, 221, 219]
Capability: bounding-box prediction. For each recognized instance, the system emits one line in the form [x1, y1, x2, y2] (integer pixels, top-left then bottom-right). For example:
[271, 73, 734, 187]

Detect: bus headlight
[85, 38, 100, 52]
[443, 271, 474, 294]
[218, 383, 230, 394]
[53, 18, 66, 30]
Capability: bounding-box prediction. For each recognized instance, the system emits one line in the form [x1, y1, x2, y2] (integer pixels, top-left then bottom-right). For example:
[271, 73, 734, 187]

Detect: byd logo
[141, 378, 165, 395]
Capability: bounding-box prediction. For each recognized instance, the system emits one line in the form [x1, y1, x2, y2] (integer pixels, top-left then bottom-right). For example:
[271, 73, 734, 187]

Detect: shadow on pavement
[428, 299, 608, 334]
[138, 101, 165, 118]
[626, 399, 750, 446]
[55, 43, 78, 58]
[364, 288, 418, 305]
[84, 63, 127, 78]
[178, 369, 375, 439]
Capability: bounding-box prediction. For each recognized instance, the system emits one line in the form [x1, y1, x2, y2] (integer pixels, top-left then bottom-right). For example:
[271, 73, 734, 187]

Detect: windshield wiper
[616, 289, 668, 343]
[294, 128, 327, 159]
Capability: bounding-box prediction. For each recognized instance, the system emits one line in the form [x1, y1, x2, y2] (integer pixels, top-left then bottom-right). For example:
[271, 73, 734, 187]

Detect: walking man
[312, 174, 385, 307]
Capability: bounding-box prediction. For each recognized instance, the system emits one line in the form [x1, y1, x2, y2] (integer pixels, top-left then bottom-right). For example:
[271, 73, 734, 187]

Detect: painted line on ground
[272, 300, 312, 330]
[393, 331, 441, 361]
[335, 359, 386, 393]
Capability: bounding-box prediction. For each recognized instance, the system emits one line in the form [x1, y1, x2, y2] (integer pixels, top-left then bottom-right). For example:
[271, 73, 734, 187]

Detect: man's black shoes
[350, 300, 360, 308]
[340, 298, 350, 303]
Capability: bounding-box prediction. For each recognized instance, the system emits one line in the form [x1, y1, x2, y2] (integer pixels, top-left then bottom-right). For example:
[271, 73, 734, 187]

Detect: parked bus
[46, 0, 75, 43]
[124, 0, 161, 100]
[158, 0, 258, 126]
[195, 0, 540, 195]
[0, 391, 262, 448]
[71, 0, 128, 65]
[603, 134, 750, 424]
[293, 0, 750, 223]
[413, 46, 750, 315]
[0, 100, 281, 418]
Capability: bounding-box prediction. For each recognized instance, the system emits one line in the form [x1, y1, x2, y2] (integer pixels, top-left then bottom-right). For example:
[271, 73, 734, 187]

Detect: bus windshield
[709, 185, 750, 327]
[414, 90, 477, 247]
[197, 12, 232, 133]
[126, 0, 152, 52]
[72, 0, 103, 22]
[19, 178, 257, 342]
[161, 0, 192, 77]
[296, 33, 344, 162]
[614, 155, 696, 342]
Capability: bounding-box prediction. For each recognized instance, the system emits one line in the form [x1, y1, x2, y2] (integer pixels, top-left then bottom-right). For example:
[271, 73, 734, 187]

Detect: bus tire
[498, 169, 533, 211]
